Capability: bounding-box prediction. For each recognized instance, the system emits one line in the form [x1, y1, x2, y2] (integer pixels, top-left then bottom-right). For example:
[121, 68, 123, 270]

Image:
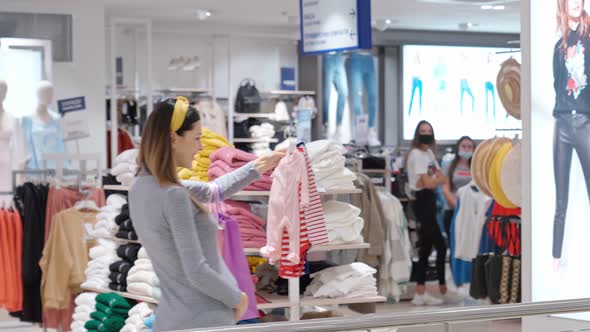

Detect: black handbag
[470, 254, 489, 299]
[485, 254, 502, 304]
[235, 78, 262, 113]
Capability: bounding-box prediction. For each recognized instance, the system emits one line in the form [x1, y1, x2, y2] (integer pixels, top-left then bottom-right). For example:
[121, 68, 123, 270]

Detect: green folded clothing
[96, 302, 129, 317]
[84, 317, 125, 332]
[85, 320, 100, 331]
[96, 293, 132, 310]
[90, 311, 108, 322]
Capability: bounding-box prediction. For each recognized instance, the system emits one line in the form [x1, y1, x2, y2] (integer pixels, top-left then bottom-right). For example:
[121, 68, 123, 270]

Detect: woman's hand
[233, 292, 249, 321]
[254, 150, 286, 174]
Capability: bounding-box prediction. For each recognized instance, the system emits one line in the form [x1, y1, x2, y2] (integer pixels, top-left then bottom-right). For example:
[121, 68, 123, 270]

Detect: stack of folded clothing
[82, 239, 119, 289]
[71, 292, 98, 332]
[109, 244, 142, 292]
[90, 194, 127, 239]
[127, 248, 161, 300]
[249, 123, 275, 156]
[115, 204, 138, 241]
[178, 127, 232, 182]
[323, 200, 364, 245]
[304, 263, 378, 299]
[111, 149, 139, 186]
[84, 293, 132, 332]
[209, 147, 273, 191]
[225, 200, 266, 248]
[121, 302, 155, 332]
[306, 140, 357, 191]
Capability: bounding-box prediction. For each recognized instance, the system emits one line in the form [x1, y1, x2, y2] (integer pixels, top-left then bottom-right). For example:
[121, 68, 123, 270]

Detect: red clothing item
[13, 211, 23, 311]
[0, 211, 9, 308]
[106, 128, 135, 168]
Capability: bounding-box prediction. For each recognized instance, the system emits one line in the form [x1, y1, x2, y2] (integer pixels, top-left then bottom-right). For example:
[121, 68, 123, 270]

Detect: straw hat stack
[471, 137, 521, 208]
[497, 58, 521, 120]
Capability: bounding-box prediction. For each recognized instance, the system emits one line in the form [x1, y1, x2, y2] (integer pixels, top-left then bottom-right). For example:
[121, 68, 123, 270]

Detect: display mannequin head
[37, 80, 54, 108]
[557, 0, 589, 47]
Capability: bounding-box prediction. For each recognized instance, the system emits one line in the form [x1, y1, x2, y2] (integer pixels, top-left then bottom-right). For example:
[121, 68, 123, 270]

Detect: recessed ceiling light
[492, 5, 505, 10]
[385, 19, 392, 24]
[205, 11, 212, 17]
[195, 9, 211, 20]
[481, 5, 493, 9]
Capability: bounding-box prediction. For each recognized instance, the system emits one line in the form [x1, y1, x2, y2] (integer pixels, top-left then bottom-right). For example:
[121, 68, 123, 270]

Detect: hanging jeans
[552, 112, 590, 258]
[460, 79, 474, 114]
[322, 54, 349, 125]
[485, 81, 496, 119]
[347, 53, 378, 128]
[413, 189, 447, 285]
[408, 77, 423, 116]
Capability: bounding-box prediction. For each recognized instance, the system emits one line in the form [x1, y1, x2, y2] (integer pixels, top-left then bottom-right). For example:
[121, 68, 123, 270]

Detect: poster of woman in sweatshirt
[551, 0, 590, 264]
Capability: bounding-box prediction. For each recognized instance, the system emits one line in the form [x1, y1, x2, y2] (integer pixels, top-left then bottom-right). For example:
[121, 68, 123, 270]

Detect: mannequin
[0, 80, 29, 195]
[22, 81, 66, 169]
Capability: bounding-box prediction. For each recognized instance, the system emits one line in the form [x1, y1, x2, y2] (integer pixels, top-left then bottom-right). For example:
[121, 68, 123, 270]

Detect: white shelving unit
[229, 89, 316, 145]
[88, 183, 384, 321]
[233, 138, 279, 143]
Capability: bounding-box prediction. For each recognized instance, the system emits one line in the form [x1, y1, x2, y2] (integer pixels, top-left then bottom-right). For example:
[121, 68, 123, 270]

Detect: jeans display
[347, 53, 378, 128]
[485, 81, 496, 119]
[552, 112, 590, 258]
[412, 189, 447, 285]
[322, 53, 349, 125]
[460, 79, 474, 114]
[408, 77, 423, 116]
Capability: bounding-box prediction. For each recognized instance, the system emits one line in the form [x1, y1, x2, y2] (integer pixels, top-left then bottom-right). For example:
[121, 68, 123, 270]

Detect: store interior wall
[105, 24, 299, 100]
[1, 0, 106, 166]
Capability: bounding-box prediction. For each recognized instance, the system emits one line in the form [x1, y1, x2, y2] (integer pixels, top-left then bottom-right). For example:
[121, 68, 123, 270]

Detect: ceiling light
[481, 5, 493, 9]
[195, 9, 211, 20]
[492, 5, 505, 10]
[385, 19, 392, 24]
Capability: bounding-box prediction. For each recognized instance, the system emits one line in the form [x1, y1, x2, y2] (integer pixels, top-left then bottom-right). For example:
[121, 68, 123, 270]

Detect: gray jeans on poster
[553, 112, 590, 258]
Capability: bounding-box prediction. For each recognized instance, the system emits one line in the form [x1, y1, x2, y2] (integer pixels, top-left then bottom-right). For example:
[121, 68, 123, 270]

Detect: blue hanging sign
[300, 0, 372, 55]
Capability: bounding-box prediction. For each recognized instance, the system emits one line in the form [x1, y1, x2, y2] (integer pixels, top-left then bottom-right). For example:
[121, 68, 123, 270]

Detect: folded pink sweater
[209, 166, 272, 191]
[210, 147, 256, 165]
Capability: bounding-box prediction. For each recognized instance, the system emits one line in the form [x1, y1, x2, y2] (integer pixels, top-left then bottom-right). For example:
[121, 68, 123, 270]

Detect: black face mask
[418, 134, 434, 145]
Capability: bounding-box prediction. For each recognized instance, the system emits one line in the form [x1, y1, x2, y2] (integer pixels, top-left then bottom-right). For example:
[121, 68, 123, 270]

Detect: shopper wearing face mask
[442, 136, 475, 239]
[405, 120, 448, 306]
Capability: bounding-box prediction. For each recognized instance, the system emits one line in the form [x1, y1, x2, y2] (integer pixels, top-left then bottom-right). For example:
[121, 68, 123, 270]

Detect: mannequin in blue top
[22, 81, 66, 169]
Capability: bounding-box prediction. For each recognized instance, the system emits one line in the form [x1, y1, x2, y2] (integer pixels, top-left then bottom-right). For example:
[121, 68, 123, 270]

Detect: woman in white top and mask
[405, 120, 447, 305]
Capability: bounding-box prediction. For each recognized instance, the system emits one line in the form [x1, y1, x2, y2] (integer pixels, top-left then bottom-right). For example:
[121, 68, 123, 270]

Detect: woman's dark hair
[138, 97, 200, 183]
[405, 120, 437, 169]
[447, 136, 475, 192]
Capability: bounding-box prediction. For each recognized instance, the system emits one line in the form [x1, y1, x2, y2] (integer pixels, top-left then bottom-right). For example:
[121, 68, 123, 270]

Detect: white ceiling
[104, 0, 520, 34]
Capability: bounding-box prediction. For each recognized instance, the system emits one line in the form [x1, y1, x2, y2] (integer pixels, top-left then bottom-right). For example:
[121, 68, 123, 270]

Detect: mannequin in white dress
[22, 81, 66, 169]
[0, 80, 28, 197]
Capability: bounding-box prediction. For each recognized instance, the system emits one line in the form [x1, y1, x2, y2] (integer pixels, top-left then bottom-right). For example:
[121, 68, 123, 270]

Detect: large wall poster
[402, 45, 522, 141]
[530, 0, 590, 321]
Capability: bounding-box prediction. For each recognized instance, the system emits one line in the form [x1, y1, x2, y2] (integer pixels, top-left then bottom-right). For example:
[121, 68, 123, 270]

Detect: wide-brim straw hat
[488, 140, 517, 208]
[497, 58, 521, 120]
[500, 142, 521, 207]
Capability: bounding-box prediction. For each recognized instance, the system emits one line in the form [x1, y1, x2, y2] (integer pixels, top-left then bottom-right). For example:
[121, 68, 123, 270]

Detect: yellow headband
[170, 96, 189, 132]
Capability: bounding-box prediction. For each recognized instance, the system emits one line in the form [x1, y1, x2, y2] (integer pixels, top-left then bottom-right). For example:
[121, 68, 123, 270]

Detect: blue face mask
[458, 150, 473, 160]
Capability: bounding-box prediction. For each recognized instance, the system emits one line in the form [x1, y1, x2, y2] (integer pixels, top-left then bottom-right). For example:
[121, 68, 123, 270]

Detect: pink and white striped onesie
[260, 151, 310, 264]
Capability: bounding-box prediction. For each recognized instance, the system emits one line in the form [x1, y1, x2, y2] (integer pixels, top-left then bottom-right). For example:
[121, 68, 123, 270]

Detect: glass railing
[168, 298, 590, 332]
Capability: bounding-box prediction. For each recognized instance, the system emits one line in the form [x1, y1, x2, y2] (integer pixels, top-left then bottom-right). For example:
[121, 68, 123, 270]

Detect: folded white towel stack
[304, 263, 378, 299]
[81, 239, 118, 290]
[323, 200, 364, 245]
[306, 140, 356, 191]
[121, 302, 156, 332]
[70, 292, 97, 332]
[112, 149, 139, 186]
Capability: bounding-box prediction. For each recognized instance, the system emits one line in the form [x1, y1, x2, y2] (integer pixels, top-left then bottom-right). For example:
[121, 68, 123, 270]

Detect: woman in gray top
[128, 97, 285, 331]
[442, 136, 475, 238]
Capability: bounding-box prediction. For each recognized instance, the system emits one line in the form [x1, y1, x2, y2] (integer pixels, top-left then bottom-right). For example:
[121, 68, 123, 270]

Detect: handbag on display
[509, 258, 521, 303]
[484, 254, 502, 304]
[470, 253, 489, 299]
[235, 78, 262, 113]
[499, 255, 512, 304]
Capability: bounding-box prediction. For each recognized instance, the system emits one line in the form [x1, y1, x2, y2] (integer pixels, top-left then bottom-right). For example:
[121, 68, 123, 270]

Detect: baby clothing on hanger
[261, 150, 310, 264]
